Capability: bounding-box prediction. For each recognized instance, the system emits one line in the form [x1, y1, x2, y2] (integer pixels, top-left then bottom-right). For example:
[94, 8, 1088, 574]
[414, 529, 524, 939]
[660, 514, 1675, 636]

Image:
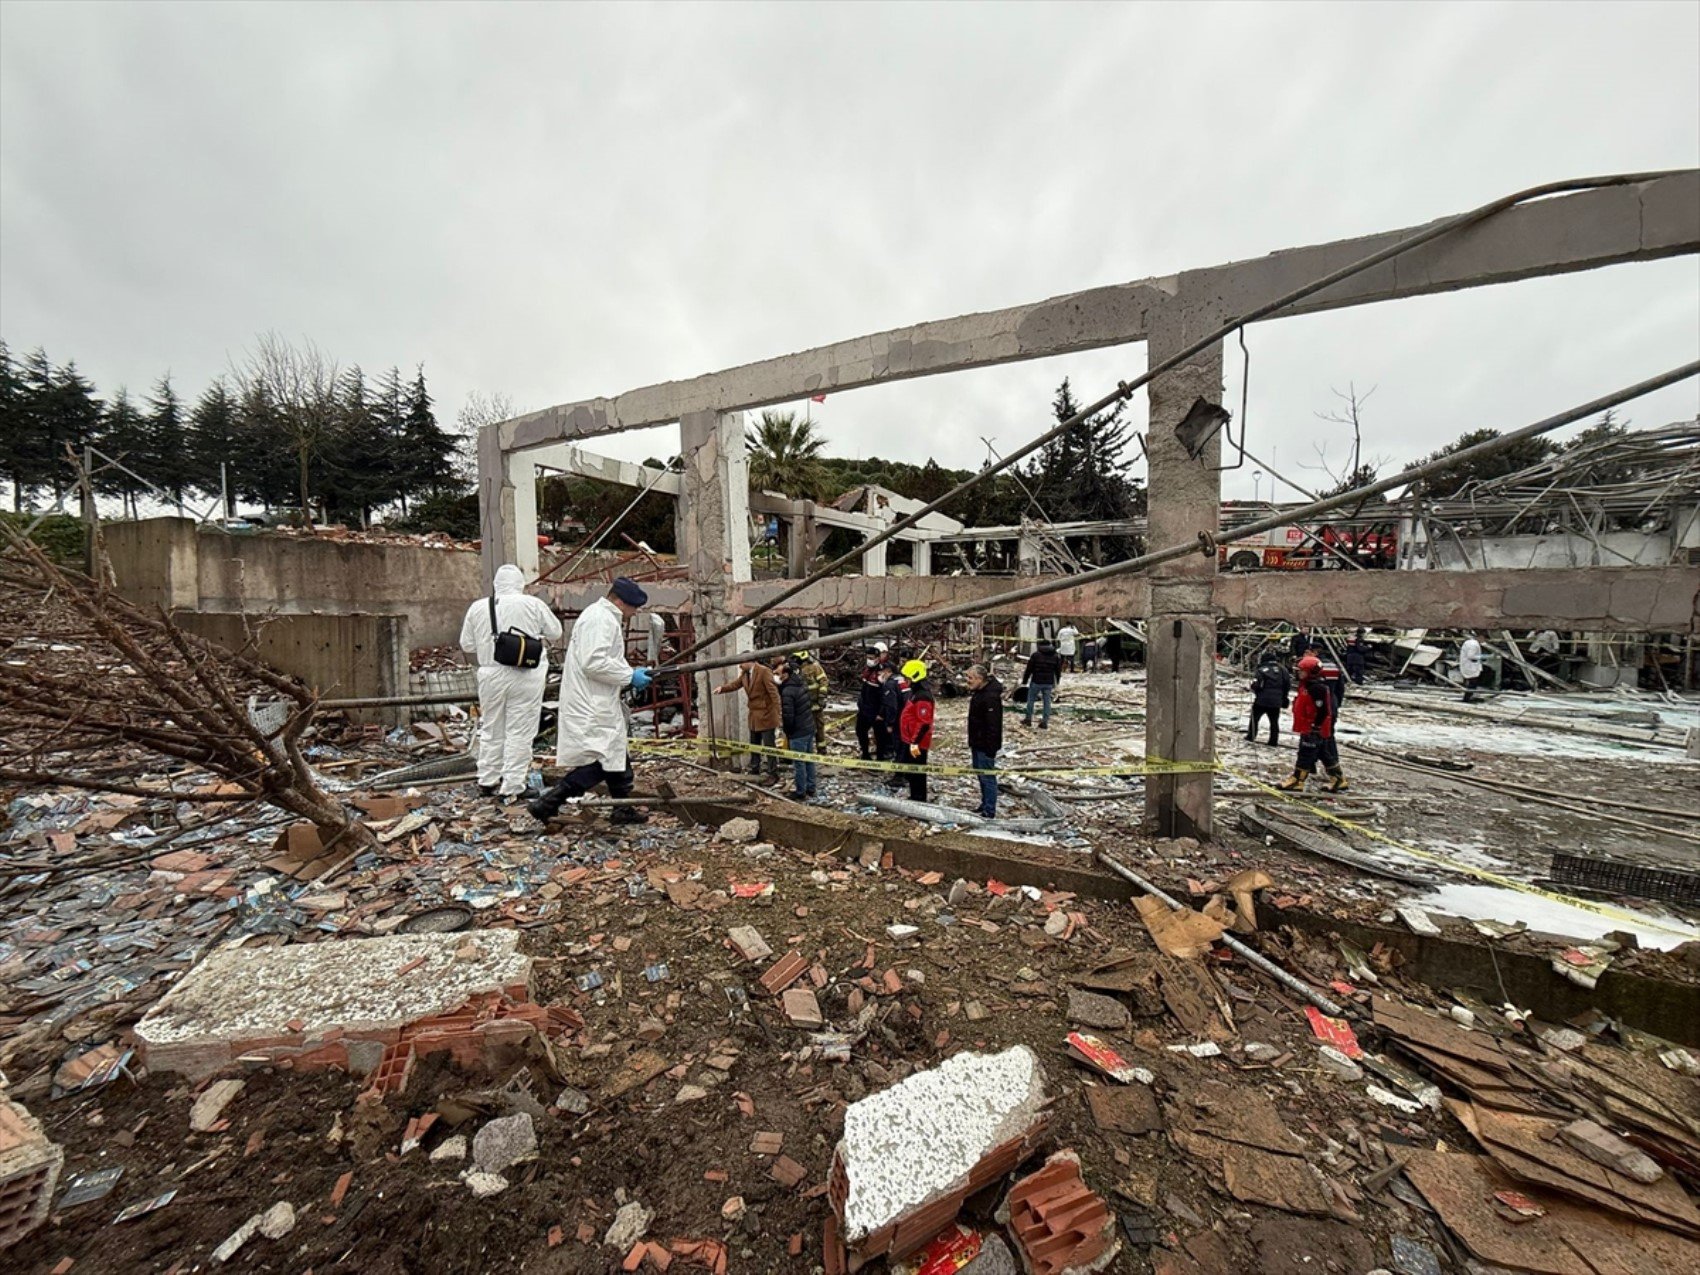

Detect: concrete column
[786, 503, 818, 577]
[477, 424, 516, 590]
[1143, 299, 1226, 839]
[912, 539, 932, 577]
[862, 536, 888, 577]
[677, 411, 754, 745]
[508, 453, 540, 580]
[1017, 532, 1041, 576]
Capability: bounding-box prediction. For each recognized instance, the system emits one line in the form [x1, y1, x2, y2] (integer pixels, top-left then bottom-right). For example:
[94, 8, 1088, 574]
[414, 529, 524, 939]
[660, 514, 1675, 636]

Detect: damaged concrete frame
[482, 171, 1700, 838]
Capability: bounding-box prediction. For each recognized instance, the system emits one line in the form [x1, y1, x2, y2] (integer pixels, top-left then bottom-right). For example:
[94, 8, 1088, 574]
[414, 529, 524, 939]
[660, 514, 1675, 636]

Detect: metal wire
[668, 170, 1691, 666]
[667, 360, 1698, 677]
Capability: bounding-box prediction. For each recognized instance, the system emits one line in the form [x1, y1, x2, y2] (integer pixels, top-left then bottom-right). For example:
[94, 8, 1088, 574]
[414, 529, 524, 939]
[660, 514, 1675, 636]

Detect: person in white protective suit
[527, 577, 655, 826]
[459, 564, 564, 800]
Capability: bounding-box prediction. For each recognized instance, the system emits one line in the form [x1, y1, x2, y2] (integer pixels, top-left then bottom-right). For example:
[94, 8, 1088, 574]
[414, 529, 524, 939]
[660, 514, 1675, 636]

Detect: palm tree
[747, 410, 826, 498]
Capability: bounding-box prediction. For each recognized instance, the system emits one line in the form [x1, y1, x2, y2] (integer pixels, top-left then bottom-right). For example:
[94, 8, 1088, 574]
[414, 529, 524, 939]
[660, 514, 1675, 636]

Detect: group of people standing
[717, 642, 941, 804]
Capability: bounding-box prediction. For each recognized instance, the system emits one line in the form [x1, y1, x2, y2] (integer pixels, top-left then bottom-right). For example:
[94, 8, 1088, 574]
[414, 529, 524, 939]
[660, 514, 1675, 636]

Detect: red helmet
[1297, 653, 1321, 678]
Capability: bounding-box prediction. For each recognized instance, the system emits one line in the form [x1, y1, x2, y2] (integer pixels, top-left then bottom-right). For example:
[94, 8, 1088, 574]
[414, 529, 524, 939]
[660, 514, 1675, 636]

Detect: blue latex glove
[630, 667, 654, 692]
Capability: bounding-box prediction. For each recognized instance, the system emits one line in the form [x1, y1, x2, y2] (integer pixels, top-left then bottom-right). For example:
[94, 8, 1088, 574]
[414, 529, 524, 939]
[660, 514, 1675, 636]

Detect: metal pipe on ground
[855, 791, 1060, 833]
[1093, 846, 1352, 1020]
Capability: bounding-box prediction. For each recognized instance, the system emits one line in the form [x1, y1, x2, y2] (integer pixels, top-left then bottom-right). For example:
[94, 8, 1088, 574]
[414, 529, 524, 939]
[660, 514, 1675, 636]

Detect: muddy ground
[10, 668, 1699, 1274]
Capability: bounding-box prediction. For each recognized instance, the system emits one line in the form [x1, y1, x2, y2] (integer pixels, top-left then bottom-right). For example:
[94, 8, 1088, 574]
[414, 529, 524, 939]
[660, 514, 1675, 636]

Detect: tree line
[0, 334, 469, 528]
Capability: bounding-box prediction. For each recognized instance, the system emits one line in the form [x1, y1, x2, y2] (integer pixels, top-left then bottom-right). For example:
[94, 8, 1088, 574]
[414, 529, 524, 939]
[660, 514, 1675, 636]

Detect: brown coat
[722, 663, 780, 731]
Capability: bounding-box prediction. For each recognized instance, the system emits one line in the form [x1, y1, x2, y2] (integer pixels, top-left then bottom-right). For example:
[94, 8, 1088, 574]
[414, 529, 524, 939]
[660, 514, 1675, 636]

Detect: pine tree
[396, 365, 460, 511]
[98, 388, 149, 518]
[229, 379, 296, 513]
[319, 366, 398, 527]
[0, 341, 34, 511]
[1024, 379, 1144, 555]
[144, 374, 191, 508]
[188, 379, 241, 515]
[44, 360, 107, 509]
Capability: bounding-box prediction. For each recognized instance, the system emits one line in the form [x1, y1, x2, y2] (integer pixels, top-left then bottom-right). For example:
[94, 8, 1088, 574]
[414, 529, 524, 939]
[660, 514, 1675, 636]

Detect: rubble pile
[1, 666, 1697, 1270]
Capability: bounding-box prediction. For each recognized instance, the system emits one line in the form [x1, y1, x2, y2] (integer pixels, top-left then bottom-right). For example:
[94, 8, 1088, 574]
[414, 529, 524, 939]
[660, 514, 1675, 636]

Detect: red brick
[1004, 1152, 1116, 1275]
[758, 952, 809, 997]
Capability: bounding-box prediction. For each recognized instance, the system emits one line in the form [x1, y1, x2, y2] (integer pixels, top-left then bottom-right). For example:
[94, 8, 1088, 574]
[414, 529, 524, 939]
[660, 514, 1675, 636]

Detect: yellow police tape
[1220, 762, 1698, 940]
[629, 734, 1218, 779]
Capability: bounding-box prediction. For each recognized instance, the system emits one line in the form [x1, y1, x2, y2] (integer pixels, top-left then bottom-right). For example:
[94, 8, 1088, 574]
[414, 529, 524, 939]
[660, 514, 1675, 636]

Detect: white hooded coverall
[555, 595, 635, 772]
[459, 565, 562, 795]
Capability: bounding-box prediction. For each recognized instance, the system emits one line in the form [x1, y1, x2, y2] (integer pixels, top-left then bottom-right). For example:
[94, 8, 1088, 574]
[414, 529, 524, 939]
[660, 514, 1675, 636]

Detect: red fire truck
[1217, 517, 1397, 571]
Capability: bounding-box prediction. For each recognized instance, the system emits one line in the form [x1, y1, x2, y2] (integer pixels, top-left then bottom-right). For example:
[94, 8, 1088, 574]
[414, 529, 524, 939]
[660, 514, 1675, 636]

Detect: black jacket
[1023, 647, 1062, 687]
[779, 676, 815, 739]
[1343, 642, 1367, 681]
[1289, 632, 1311, 660]
[879, 677, 905, 734]
[968, 676, 1004, 755]
[857, 667, 884, 720]
[1251, 660, 1290, 710]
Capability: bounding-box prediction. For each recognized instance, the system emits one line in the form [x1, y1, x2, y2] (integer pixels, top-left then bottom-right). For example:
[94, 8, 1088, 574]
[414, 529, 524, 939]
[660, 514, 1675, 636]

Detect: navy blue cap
[611, 577, 649, 607]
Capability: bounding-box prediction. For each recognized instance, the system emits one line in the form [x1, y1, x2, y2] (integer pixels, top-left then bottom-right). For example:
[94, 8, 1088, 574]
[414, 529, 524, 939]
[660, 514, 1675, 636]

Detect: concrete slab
[136, 931, 532, 1080]
[832, 1045, 1048, 1259]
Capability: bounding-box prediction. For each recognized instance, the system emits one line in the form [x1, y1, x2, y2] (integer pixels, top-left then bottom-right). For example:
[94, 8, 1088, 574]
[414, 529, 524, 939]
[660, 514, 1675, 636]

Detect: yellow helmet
[901, 659, 928, 681]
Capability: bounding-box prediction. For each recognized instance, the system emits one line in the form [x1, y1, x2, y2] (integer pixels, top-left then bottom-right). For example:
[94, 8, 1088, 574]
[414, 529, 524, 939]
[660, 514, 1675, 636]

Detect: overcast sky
[3, 0, 1697, 509]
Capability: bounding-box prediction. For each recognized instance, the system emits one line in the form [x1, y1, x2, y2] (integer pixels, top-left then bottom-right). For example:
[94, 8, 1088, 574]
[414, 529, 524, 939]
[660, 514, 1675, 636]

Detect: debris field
[3, 665, 1699, 1275]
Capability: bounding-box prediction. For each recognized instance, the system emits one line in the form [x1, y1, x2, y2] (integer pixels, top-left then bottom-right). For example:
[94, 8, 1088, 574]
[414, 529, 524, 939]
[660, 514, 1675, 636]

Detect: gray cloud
[3, 0, 1696, 502]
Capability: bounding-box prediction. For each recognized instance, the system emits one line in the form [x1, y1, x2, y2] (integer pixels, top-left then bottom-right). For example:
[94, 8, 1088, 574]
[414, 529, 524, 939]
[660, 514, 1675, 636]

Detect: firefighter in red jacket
[1278, 653, 1347, 792]
[897, 659, 936, 802]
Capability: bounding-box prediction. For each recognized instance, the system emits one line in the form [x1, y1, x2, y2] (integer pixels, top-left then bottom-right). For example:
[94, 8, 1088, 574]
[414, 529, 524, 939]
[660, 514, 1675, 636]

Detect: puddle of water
[1416, 881, 1700, 951]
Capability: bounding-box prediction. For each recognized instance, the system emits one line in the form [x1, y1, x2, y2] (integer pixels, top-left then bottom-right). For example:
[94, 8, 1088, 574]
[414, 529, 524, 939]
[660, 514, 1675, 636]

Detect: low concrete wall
[104, 518, 482, 648]
[176, 610, 408, 727]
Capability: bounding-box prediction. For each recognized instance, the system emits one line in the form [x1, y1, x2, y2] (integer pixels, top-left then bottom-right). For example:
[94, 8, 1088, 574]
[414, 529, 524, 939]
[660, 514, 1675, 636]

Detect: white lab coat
[1459, 638, 1484, 680]
[459, 565, 563, 795]
[556, 596, 635, 771]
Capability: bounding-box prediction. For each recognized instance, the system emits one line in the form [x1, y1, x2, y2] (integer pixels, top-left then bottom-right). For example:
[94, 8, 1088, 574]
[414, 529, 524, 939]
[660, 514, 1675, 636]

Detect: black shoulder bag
[489, 595, 543, 669]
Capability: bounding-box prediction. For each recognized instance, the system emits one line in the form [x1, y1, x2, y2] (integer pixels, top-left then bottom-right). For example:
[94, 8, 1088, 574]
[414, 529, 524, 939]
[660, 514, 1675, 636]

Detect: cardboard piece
[1132, 896, 1224, 960]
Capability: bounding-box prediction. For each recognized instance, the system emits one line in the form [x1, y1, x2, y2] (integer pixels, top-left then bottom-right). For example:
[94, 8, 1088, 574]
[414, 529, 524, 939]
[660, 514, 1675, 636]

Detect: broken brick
[1004, 1150, 1119, 1275]
[758, 951, 809, 997]
[781, 987, 824, 1028]
[771, 1155, 807, 1188]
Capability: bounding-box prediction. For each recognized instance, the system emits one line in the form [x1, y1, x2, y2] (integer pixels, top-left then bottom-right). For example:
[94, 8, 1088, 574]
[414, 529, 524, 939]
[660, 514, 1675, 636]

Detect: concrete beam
[732, 574, 1152, 618]
[729, 565, 1700, 632]
[1215, 565, 1700, 632]
[491, 172, 1697, 445]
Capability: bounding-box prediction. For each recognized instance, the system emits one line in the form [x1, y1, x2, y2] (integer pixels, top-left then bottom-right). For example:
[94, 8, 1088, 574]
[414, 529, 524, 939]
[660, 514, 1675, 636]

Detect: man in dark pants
[1246, 650, 1289, 745]
[965, 663, 1004, 817]
[897, 659, 935, 802]
[712, 659, 780, 782]
[778, 657, 818, 799]
[855, 652, 884, 760]
[1103, 630, 1124, 674]
[1021, 640, 1062, 728]
[880, 668, 908, 790]
[1277, 654, 1346, 793]
[1343, 629, 1368, 685]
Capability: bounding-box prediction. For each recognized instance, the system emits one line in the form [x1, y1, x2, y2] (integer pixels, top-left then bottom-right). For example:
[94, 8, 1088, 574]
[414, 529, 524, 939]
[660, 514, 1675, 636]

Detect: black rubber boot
[609, 806, 649, 826]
